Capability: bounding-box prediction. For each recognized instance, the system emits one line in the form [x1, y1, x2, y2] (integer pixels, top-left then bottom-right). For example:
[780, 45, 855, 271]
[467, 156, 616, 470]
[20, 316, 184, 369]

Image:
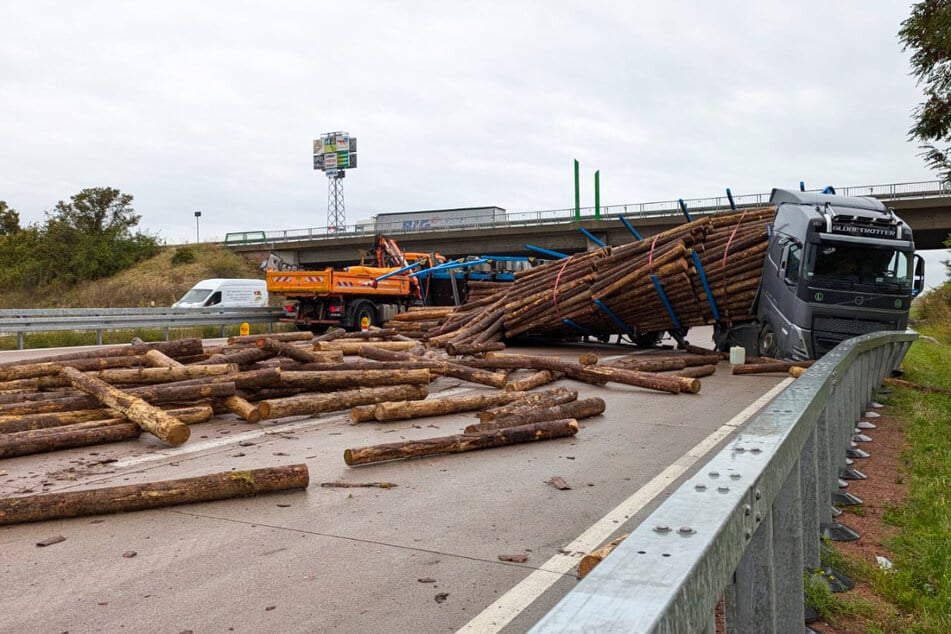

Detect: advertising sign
[314, 131, 357, 172]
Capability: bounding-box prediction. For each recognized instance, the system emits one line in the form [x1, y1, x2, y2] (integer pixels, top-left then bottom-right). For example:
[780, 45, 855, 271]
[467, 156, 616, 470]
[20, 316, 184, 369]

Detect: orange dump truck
[267, 236, 444, 332]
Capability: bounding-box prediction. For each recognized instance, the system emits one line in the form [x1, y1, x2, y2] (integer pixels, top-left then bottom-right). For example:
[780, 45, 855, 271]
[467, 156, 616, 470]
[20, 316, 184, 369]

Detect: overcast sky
[0, 1, 947, 286]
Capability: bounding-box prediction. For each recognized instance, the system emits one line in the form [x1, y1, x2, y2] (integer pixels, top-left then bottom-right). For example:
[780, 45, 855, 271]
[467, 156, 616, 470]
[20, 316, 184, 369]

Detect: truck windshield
[805, 244, 912, 290]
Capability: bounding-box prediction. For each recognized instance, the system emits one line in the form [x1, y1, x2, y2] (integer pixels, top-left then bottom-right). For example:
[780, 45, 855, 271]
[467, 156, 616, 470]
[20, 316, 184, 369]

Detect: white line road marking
[456, 378, 794, 633]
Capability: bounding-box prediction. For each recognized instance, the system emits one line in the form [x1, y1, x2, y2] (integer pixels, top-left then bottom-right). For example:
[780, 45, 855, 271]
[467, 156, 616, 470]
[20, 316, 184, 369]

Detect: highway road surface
[0, 333, 789, 633]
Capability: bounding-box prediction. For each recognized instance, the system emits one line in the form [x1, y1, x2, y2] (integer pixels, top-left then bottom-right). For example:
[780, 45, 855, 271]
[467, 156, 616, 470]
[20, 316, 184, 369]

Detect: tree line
[0, 187, 159, 291]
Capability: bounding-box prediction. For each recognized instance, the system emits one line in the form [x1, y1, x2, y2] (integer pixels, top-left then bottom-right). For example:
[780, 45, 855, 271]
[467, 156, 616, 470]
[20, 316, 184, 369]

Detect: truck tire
[757, 323, 778, 358]
[350, 300, 376, 332]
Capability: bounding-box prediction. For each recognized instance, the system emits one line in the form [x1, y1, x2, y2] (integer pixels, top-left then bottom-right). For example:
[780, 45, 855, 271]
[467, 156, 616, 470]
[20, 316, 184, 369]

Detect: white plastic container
[729, 346, 746, 365]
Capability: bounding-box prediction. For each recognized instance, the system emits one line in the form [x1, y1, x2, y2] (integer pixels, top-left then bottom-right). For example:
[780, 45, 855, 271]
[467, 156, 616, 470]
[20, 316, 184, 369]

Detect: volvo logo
[854, 295, 864, 306]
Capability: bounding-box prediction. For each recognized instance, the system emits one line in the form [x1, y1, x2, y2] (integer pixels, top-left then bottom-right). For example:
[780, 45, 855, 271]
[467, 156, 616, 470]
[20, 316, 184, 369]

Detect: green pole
[574, 159, 580, 221]
[594, 170, 600, 220]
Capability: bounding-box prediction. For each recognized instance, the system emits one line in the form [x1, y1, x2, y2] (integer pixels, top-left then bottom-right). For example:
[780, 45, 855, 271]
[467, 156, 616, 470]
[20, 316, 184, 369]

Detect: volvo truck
[714, 188, 925, 360]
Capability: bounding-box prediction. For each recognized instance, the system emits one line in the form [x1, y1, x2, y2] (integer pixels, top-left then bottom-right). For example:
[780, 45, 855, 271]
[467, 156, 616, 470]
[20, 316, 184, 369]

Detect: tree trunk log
[313, 340, 419, 355]
[0, 464, 310, 526]
[478, 387, 579, 421]
[503, 370, 563, 392]
[366, 390, 533, 422]
[0, 406, 214, 458]
[278, 369, 430, 390]
[258, 384, 429, 420]
[59, 366, 192, 446]
[465, 398, 605, 433]
[257, 338, 340, 364]
[732, 361, 814, 374]
[578, 534, 628, 579]
[344, 419, 579, 466]
[673, 364, 718, 379]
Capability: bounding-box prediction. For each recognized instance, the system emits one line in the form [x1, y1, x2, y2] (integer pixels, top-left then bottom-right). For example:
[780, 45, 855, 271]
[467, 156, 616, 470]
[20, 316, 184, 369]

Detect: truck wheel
[757, 323, 778, 358]
[351, 300, 376, 331]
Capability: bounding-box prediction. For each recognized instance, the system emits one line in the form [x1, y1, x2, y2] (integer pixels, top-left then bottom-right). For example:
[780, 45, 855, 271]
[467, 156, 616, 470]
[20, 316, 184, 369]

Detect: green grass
[817, 317, 951, 633]
[872, 323, 951, 632]
[0, 323, 284, 351]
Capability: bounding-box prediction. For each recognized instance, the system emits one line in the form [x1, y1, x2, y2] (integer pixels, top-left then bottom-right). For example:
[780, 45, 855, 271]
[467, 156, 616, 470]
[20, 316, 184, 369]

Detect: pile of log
[0, 328, 724, 471]
[411, 207, 775, 348]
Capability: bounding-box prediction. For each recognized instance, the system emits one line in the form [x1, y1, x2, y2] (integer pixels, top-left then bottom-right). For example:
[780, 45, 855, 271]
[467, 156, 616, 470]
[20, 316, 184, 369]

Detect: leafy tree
[0, 200, 20, 236]
[42, 187, 159, 284]
[899, 1, 951, 181]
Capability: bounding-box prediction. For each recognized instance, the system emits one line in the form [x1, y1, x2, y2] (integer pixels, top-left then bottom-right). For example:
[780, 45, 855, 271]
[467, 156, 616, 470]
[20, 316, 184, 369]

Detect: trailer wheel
[351, 300, 376, 331]
[757, 323, 778, 358]
[634, 331, 662, 348]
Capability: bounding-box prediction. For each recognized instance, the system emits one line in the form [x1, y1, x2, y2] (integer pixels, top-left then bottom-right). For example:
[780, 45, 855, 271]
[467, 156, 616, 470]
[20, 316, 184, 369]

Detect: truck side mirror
[913, 254, 926, 296]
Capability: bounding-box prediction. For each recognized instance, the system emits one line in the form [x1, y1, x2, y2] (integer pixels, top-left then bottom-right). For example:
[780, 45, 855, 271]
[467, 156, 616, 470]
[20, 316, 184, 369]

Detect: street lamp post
[194, 211, 202, 243]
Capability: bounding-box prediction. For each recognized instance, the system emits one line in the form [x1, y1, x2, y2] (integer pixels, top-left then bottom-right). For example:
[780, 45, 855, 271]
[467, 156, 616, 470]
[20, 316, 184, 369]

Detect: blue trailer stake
[563, 318, 595, 335]
[593, 299, 637, 338]
[726, 188, 736, 210]
[375, 260, 423, 281]
[619, 216, 642, 240]
[650, 274, 682, 330]
[678, 199, 693, 222]
[690, 251, 720, 321]
[578, 227, 606, 247]
[524, 244, 569, 259]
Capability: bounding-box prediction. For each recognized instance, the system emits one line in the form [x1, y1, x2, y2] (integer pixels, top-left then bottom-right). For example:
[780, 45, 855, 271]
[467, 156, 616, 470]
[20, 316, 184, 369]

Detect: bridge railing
[529, 329, 917, 633]
[0, 307, 284, 349]
[242, 180, 948, 246]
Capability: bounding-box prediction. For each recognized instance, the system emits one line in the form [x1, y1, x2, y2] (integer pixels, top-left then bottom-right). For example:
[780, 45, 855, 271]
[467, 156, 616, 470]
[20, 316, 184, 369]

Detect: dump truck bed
[266, 268, 414, 297]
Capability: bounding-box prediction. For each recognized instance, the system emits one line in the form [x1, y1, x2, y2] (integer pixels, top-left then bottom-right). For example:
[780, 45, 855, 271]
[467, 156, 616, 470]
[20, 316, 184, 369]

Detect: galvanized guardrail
[0, 307, 284, 349]
[238, 179, 949, 246]
[530, 330, 917, 633]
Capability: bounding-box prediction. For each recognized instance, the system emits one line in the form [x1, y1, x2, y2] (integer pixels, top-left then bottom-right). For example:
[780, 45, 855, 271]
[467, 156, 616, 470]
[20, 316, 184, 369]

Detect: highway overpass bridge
[228, 181, 951, 268]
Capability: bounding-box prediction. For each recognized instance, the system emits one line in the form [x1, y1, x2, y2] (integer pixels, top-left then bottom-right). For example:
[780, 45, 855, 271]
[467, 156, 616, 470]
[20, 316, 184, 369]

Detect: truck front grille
[812, 317, 899, 357]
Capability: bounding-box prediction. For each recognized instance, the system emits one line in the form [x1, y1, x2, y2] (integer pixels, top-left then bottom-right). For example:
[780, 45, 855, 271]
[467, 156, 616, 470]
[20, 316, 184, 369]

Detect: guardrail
[236, 179, 949, 246]
[530, 330, 917, 633]
[0, 307, 285, 350]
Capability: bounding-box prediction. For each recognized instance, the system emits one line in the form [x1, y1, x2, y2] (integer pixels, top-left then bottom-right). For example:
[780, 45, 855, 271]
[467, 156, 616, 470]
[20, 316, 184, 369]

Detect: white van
[172, 278, 268, 309]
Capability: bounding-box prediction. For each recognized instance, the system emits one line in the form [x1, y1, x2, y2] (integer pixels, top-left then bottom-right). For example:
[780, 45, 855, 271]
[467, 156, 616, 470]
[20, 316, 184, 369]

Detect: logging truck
[714, 188, 925, 360]
[266, 236, 445, 332]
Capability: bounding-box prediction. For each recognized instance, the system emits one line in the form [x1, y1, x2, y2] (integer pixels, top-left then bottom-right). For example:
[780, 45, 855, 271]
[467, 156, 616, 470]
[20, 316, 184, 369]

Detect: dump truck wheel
[351, 300, 376, 332]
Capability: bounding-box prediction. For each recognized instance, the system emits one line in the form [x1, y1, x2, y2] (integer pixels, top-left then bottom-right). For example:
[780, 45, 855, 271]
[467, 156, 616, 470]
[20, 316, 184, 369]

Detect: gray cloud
[0, 1, 939, 244]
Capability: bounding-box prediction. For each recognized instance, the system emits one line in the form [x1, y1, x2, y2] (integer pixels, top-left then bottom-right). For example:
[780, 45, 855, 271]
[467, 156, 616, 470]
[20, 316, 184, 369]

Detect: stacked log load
[422, 207, 775, 347]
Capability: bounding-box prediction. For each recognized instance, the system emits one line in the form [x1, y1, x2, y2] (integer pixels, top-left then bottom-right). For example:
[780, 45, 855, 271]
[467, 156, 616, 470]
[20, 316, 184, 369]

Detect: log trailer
[714, 188, 925, 360]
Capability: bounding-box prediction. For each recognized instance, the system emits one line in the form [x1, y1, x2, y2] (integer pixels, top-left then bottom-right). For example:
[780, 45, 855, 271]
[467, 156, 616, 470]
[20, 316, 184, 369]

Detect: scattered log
[358, 346, 508, 388]
[0, 406, 214, 458]
[258, 384, 429, 420]
[882, 377, 951, 394]
[364, 390, 534, 422]
[578, 534, 629, 579]
[278, 369, 430, 390]
[503, 370, 564, 392]
[465, 398, 605, 433]
[478, 388, 579, 421]
[444, 341, 506, 356]
[257, 338, 339, 364]
[0, 464, 310, 526]
[732, 361, 814, 375]
[59, 367, 191, 446]
[314, 340, 419, 355]
[673, 364, 718, 379]
[343, 419, 579, 466]
[227, 332, 314, 345]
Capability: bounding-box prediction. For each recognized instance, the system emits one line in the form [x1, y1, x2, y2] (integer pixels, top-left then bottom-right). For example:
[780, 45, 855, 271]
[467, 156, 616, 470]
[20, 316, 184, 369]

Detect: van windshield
[178, 289, 212, 304]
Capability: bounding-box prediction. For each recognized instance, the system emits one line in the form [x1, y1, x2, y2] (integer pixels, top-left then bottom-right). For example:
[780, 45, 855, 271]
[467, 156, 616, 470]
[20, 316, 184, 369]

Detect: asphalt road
[0, 334, 788, 633]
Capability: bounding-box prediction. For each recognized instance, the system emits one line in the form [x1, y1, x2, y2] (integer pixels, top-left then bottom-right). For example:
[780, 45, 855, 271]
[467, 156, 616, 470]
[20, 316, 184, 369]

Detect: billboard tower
[313, 131, 358, 229]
